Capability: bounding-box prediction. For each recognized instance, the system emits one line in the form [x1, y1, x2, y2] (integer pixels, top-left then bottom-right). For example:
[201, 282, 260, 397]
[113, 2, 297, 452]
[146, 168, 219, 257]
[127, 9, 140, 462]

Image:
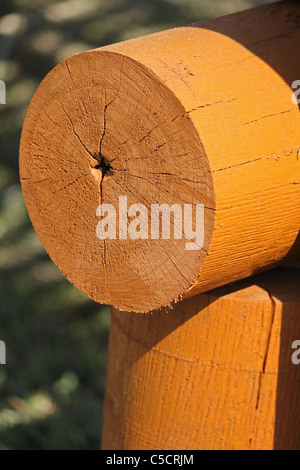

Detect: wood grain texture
[20, 1, 300, 312]
[102, 267, 300, 450]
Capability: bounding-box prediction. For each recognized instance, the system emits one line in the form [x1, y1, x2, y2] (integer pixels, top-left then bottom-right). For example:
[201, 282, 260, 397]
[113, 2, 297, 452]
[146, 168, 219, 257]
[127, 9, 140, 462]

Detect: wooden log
[20, 1, 300, 312]
[102, 267, 300, 450]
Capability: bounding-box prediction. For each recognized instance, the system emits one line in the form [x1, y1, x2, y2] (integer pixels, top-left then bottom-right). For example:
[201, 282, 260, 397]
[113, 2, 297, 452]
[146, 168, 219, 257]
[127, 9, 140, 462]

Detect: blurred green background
[0, 0, 274, 450]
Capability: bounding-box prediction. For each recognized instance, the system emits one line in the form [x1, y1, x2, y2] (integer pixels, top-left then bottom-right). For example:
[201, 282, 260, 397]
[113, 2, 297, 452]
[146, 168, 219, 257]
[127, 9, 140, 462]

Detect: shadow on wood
[102, 267, 300, 449]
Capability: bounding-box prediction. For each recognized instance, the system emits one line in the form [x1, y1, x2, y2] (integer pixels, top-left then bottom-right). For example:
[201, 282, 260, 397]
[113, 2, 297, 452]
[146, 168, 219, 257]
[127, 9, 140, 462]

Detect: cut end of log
[20, 2, 300, 312]
[19, 50, 215, 312]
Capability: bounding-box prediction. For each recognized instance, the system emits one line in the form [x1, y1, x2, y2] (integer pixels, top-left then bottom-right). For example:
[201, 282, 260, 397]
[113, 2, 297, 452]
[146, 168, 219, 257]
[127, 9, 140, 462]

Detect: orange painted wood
[20, 2, 300, 312]
[102, 267, 300, 450]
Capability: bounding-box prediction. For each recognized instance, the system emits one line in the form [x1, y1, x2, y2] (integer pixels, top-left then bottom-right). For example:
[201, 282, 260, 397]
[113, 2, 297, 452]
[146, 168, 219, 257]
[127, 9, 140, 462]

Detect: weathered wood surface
[20, 2, 300, 312]
[102, 267, 300, 450]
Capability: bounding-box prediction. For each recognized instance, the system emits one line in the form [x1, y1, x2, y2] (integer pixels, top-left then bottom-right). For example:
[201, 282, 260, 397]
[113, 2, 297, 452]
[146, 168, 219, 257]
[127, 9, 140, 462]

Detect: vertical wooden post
[102, 268, 300, 450]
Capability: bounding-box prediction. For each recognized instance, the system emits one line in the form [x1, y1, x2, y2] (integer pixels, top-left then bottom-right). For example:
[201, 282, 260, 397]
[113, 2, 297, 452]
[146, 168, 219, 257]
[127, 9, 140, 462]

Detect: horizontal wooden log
[102, 267, 300, 450]
[20, 1, 300, 312]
